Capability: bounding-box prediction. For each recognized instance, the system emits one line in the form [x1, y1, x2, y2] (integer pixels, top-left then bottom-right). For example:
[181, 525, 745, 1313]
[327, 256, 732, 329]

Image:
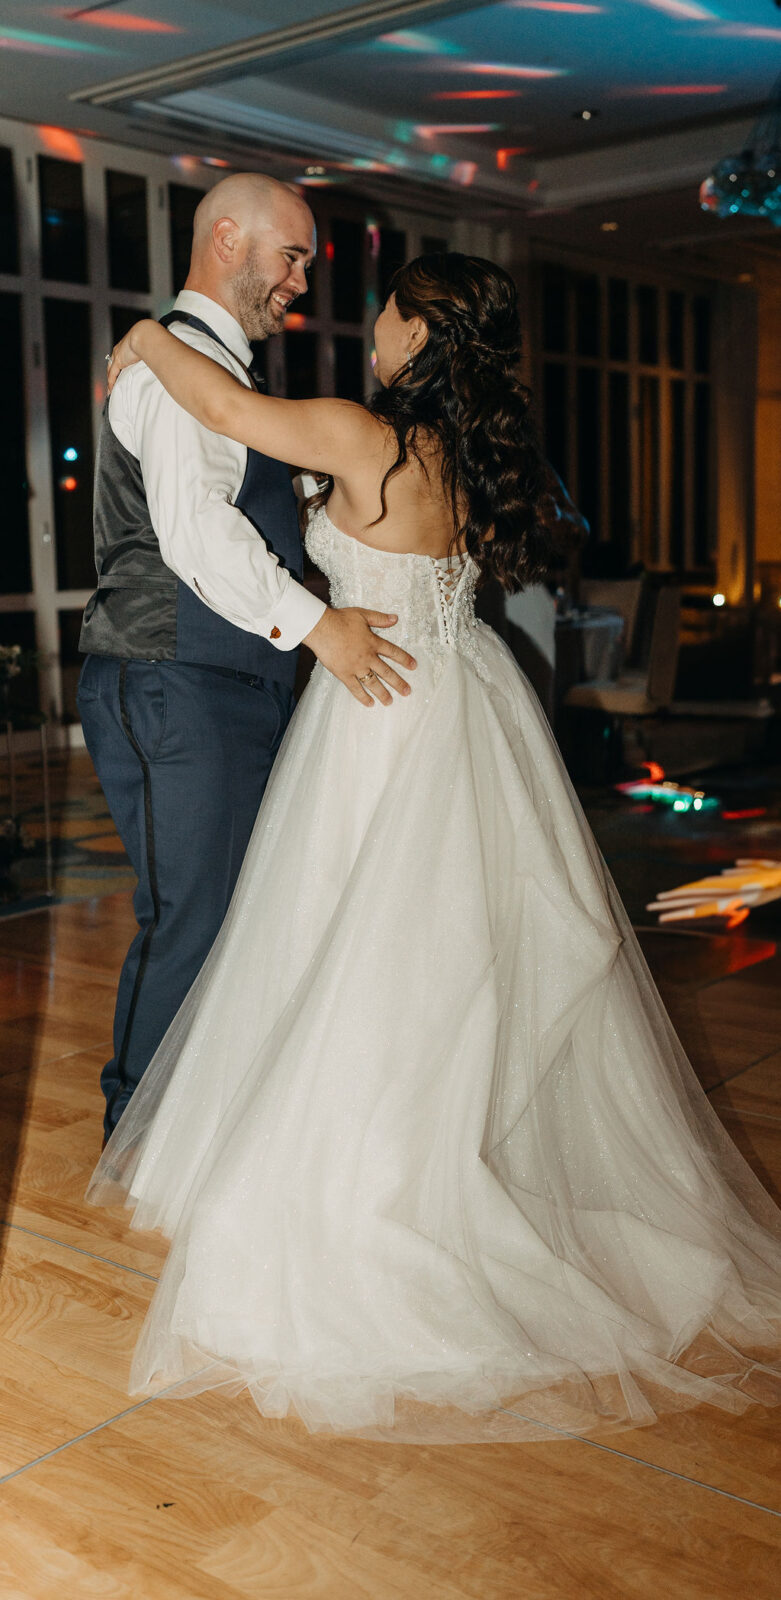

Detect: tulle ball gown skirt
[88, 549, 781, 1443]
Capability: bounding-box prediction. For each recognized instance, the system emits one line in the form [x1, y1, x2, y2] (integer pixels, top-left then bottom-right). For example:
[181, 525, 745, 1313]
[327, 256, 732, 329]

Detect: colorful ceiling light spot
[468, 63, 565, 78]
[69, 10, 182, 30]
[510, 2, 602, 10]
[38, 126, 84, 160]
[614, 84, 726, 96]
[284, 312, 306, 329]
[433, 89, 521, 100]
[378, 31, 463, 56]
[638, 1, 718, 18]
[416, 124, 501, 137]
[496, 146, 531, 169]
[452, 162, 478, 186]
[0, 26, 109, 53]
[712, 26, 781, 41]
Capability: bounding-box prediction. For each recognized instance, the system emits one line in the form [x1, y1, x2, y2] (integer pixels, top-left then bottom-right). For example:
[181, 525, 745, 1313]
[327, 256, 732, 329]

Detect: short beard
[233, 245, 284, 340]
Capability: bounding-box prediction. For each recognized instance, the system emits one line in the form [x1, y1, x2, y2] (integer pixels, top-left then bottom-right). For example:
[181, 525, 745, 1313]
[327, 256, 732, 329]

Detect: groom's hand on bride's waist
[303, 608, 416, 707]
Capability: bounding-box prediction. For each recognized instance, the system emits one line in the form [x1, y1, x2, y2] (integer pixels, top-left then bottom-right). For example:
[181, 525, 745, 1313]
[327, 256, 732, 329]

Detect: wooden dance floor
[1, 763, 781, 1596]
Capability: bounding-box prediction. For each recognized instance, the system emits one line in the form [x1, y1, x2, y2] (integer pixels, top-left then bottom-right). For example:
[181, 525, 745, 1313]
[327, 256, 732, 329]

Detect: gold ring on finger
[356, 670, 375, 684]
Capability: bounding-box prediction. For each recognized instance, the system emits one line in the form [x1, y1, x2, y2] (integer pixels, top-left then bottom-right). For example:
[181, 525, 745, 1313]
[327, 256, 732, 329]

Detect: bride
[89, 252, 781, 1443]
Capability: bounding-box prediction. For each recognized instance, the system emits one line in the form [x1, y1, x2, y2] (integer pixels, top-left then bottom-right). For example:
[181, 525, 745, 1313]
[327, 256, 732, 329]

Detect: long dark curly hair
[305, 252, 566, 589]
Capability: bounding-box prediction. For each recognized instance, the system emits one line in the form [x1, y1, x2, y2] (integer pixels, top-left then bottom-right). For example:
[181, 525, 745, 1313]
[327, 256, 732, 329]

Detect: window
[106, 170, 149, 293]
[331, 218, 364, 323]
[537, 260, 714, 574]
[39, 156, 87, 283]
[334, 336, 365, 403]
[44, 299, 95, 591]
[168, 184, 204, 295]
[378, 228, 405, 305]
[284, 330, 318, 398]
[0, 294, 30, 593]
[0, 147, 19, 275]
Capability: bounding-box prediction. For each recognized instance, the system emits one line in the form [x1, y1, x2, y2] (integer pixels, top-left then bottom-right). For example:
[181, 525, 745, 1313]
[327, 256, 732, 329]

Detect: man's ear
[212, 216, 239, 264]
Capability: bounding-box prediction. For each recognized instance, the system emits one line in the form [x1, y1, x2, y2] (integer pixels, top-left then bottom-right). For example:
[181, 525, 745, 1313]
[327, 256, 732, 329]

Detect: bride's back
[326, 425, 464, 561]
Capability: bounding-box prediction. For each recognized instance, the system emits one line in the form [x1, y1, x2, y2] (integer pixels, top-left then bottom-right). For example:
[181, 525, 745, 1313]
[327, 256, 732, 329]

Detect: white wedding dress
[88, 502, 781, 1442]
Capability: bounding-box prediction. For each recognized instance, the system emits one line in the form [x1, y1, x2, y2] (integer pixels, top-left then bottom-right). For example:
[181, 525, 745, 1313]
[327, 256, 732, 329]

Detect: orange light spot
[642, 760, 666, 782]
[496, 146, 531, 170]
[433, 89, 520, 101]
[61, 475, 78, 492]
[726, 907, 751, 930]
[325, 240, 335, 261]
[37, 125, 83, 161]
[284, 312, 306, 329]
[71, 11, 182, 31]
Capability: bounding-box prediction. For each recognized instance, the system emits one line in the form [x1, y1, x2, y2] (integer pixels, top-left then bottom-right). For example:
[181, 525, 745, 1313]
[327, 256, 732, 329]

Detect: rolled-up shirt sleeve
[108, 337, 326, 650]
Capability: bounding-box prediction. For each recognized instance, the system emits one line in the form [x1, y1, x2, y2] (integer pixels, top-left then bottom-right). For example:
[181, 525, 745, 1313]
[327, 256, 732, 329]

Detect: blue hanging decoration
[700, 72, 781, 227]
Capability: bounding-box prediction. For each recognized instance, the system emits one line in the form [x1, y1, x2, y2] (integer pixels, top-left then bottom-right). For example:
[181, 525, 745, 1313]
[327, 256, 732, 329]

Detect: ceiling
[1, 0, 780, 258]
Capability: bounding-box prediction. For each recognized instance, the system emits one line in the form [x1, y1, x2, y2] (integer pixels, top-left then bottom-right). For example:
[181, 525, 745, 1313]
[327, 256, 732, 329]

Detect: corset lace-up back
[305, 503, 486, 678]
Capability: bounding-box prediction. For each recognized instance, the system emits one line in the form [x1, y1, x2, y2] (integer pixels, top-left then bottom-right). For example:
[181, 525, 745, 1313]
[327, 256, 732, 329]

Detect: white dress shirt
[108, 289, 326, 650]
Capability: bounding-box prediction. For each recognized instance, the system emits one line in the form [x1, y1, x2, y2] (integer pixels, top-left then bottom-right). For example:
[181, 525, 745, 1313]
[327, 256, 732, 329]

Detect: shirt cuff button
[270, 626, 281, 640]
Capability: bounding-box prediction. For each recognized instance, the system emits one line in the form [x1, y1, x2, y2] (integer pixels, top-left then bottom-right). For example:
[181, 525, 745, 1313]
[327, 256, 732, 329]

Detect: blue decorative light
[700, 73, 781, 227]
[63, 446, 78, 461]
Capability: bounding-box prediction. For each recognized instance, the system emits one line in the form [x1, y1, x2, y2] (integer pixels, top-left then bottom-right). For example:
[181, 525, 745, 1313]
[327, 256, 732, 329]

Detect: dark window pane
[111, 304, 143, 345]
[575, 273, 600, 358]
[0, 148, 19, 275]
[422, 234, 448, 255]
[608, 372, 630, 564]
[693, 382, 711, 566]
[694, 295, 711, 374]
[669, 378, 686, 569]
[636, 285, 658, 365]
[0, 612, 37, 719]
[106, 170, 149, 293]
[668, 290, 685, 369]
[331, 218, 364, 322]
[542, 263, 569, 354]
[43, 298, 95, 591]
[638, 374, 660, 564]
[0, 294, 31, 594]
[576, 367, 600, 536]
[378, 227, 406, 305]
[38, 156, 87, 284]
[284, 330, 318, 398]
[334, 335, 365, 402]
[168, 184, 204, 295]
[543, 362, 568, 481]
[59, 608, 85, 723]
[608, 277, 628, 361]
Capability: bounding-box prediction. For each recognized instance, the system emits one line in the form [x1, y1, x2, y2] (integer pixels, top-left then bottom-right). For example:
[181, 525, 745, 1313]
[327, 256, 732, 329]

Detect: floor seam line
[499, 1408, 781, 1517]
[705, 1043, 781, 1098]
[0, 1220, 159, 1282]
[0, 1387, 184, 1488]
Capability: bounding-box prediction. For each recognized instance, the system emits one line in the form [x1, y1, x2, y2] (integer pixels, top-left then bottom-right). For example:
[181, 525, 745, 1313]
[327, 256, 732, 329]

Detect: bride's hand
[106, 320, 156, 392]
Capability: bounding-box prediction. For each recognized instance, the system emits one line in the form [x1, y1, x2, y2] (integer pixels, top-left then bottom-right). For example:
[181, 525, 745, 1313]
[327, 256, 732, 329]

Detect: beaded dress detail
[89, 503, 781, 1444]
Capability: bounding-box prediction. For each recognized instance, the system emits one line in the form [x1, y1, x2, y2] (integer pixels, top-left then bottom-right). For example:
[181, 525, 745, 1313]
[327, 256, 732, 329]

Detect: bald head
[184, 171, 316, 340]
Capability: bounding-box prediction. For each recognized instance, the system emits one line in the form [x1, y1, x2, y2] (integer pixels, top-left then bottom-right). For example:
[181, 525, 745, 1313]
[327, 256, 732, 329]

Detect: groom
[78, 173, 414, 1140]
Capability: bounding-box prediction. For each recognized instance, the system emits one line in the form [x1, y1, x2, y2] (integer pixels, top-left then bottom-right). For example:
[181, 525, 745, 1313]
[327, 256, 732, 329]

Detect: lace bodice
[305, 503, 486, 678]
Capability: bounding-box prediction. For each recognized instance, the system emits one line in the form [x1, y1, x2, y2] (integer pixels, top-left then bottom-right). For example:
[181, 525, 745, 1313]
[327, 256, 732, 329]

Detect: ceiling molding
[534, 113, 758, 210]
[133, 88, 531, 204]
[70, 0, 491, 107]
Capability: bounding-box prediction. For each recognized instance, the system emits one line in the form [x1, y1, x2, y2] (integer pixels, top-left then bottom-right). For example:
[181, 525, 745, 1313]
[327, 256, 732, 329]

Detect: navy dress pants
[77, 656, 294, 1137]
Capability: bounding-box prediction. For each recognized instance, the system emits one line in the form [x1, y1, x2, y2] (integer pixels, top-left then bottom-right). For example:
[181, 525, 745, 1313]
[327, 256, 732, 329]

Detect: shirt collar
[172, 290, 252, 367]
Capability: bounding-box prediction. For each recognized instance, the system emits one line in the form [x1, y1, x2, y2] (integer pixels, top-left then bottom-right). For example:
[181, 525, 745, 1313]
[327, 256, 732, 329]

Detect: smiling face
[373, 291, 427, 386]
[233, 190, 316, 340]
